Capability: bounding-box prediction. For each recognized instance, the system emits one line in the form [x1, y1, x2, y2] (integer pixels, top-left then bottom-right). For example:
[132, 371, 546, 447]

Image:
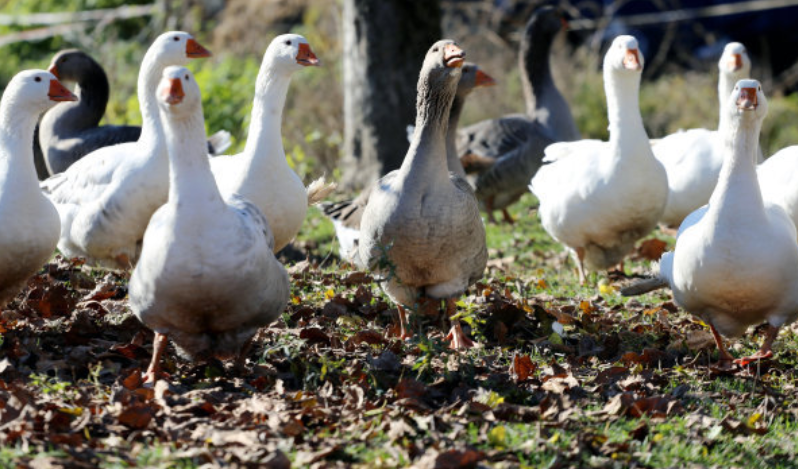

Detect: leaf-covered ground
[3, 195, 798, 468]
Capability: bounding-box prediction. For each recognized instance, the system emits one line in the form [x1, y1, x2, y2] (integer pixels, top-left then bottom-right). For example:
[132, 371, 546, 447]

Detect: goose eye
[173, 36, 180, 41]
[432, 47, 439, 53]
[284, 40, 291, 46]
[34, 76, 41, 82]
[185, 75, 189, 81]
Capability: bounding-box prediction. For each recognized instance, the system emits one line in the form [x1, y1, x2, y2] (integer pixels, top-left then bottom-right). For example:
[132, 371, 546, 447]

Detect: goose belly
[131, 213, 286, 339]
[0, 197, 59, 305]
[371, 189, 486, 300]
[671, 231, 798, 336]
[220, 167, 307, 253]
[68, 156, 168, 266]
[546, 164, 667, 269]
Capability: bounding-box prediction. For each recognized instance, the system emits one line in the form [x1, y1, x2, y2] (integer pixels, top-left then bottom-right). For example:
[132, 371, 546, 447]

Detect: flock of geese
[2, 7, 798, 379]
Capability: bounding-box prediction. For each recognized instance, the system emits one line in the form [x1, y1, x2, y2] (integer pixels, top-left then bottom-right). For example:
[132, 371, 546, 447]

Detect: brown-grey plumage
[323, 62, 492, 261]
[456, 6, 578, 221]
[355, 41, 487, 348]
[38, 49, 230, 176]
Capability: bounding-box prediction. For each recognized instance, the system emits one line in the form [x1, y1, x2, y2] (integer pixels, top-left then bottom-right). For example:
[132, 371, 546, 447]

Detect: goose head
[420, 39, 465, 90]
[728, 79, 767, 121]
[47, 49, 99, 83]
[264, 34, 320, 72]
[156, 66, 201, 119]
[150, 31, 211, 66]
[605, 35, 644, 74]
[524, 6, 568, 42]
[3, 69, 77, 114]
[457, 62, 495, 97]
[719, 42, 751, 75]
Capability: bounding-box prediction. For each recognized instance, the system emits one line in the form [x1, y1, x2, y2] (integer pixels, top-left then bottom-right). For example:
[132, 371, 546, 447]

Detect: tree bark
[341, 0, 442, 190]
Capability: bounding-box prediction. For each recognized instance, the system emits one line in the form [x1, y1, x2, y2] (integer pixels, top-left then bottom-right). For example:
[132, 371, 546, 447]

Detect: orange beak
[185, 38, 212, 58]
[474, 69, 496, 87]
[296, 43, 320, 66]
[48, 79, 77, 102]
[737, 87, 757, 110]
[162, 78, 185, 105]
[623, 48, 641, 71]
[444, 43, 465, 68]
[48, 64, 60, 79]
[728, 53, 743, 72]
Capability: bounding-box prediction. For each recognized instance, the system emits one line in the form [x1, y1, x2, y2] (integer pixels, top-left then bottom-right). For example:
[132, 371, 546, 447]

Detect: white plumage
[654, 42, 759, 227]
[660, 80, 798, 364]
[209, 34, 322, 253]
[0, 70, 75, 307]
[530, 35, 668, 283]
[129, 66, 289, 382]
[40, 31, 211, 270]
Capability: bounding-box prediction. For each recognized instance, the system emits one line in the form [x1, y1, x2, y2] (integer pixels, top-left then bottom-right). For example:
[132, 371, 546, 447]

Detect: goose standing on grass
[457, 6, 579, 223]
[0, 70, 76, 307]
[530, 35, 668, 284]
[130, 67, 289, 383]
[210, 34, 333, 253]
[38, 49, 230, 176]
[40, 32, 211, 270]
[356, 41, 487, 349]
[654, 42, 756, 226]
[323, 62, 495, 261]
[623, 81, 798, 366]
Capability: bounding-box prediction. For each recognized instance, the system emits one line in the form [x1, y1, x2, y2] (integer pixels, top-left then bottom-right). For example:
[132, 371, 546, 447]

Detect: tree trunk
[341, 0, 442, 190]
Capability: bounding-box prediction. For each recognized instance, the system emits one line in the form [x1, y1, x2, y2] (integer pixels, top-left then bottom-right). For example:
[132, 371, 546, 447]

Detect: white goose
[628, 80, 798, 366]
[758, 145, 798, 229]
[210, 34, 329, 253]
[40, 31, 211, 270]
[654, 42, 756, 226]
[529, 35, 668, 284]
[0, 70, 76, 307]
[130, 67, 289, 382]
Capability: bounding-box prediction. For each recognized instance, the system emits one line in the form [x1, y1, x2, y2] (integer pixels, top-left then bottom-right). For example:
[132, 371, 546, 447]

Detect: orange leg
[143, 332, 169, 384]
[735, 324, 778, 366]
[575, 247, 587, 285]
[485, 197, 498, 224]
[501, 208, 515, 225]
[234, 335, 255, 372]
[444, 298, 476, 350]
[396, 305, 412, 340]
[709, 323, 735, 366]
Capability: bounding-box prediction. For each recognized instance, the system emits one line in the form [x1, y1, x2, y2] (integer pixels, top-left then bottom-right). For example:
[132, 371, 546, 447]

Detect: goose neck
[136, 50, 168, 147]
[605, 71, 644, 142]
[400, 80, 455, 181]
[164, 111, 225, 208]
[708, 113, 764, 217]
[0, 99, 40, 186]
[242, 64, 293, 165]
[445, 93, 467, 177]
[519, 31, 555, 116]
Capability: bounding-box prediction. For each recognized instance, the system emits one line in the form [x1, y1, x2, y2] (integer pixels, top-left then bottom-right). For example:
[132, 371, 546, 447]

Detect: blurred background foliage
[2, 0, 798, 183]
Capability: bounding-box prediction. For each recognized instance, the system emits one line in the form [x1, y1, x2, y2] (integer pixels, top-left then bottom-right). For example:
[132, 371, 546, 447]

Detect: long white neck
[163, 109, 225, 209]
[242, 59, 293, 171]
[605, 69, 647, 153]
[707, 111, 765, 225]
[136, 49, 168, 151]
[717, 70, 743, 130]
[0, 97, 42, 191]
